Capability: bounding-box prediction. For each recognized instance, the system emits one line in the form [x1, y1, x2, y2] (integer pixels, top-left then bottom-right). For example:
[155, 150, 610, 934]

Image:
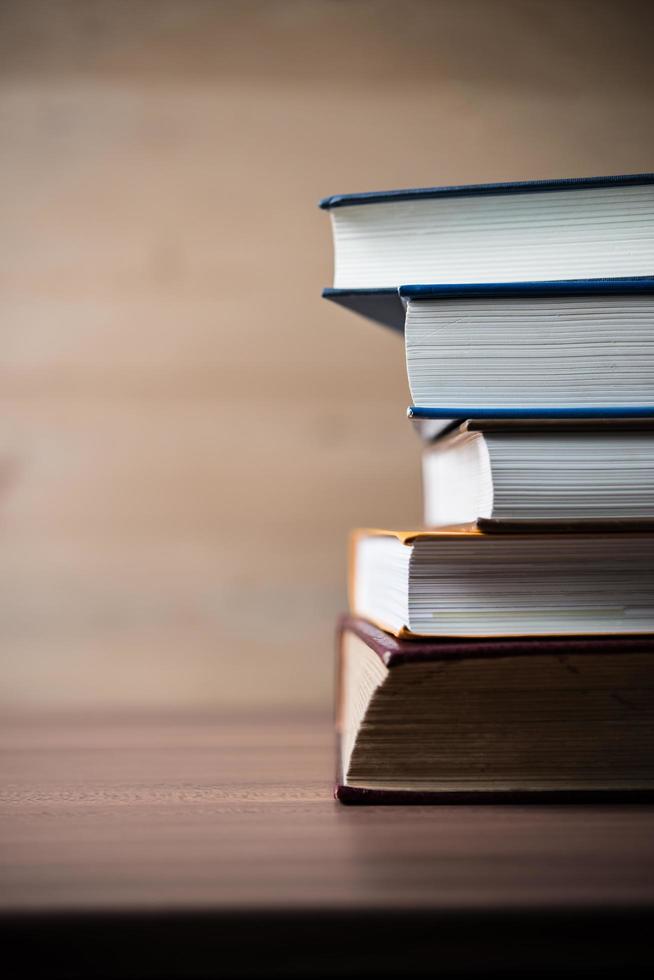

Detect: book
[422, 419, 654, 529]
[400, 279, 654, 419]
[350, 528, 654, 638]
[336, 615, 654, 802]
[320, 173, 654, 330]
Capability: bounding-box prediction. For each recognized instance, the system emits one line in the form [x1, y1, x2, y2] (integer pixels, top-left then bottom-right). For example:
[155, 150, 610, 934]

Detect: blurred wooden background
[1, 0, 654, 710]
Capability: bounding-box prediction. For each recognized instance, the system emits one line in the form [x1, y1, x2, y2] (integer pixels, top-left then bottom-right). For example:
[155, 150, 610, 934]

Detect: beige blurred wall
[1, 0, 653, 709]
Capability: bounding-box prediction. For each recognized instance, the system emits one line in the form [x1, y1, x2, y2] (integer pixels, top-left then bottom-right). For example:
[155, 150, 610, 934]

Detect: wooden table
[2, 712, 654, 977]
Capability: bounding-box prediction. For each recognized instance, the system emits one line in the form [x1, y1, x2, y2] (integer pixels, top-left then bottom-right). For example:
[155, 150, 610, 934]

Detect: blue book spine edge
[399, 277, 654, 300]
[320, 172, 654, 210]
[408, 406, 654, 420]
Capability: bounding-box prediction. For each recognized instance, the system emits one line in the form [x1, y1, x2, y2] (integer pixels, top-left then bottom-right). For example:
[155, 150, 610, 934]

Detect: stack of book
[320, 173, 654, 803]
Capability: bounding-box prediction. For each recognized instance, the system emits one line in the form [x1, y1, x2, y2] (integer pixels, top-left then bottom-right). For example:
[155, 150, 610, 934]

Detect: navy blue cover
[400, 277, 654, 300]
[408, 406, 654, 420]
[322, 288, 405, 332]
[320, 172, 654, 209]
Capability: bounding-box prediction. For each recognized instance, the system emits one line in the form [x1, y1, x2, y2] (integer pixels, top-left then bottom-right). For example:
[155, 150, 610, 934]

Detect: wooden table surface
[2, 711, 654, 977]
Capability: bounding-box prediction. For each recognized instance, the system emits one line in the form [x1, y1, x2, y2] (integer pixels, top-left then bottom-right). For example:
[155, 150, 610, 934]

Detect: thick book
[320, 172, 654, 330]
[350, 527, 654, 639]
[422, 419, 654, 529]
[336, 615, 654, 802]
[400, 278, 654, 419]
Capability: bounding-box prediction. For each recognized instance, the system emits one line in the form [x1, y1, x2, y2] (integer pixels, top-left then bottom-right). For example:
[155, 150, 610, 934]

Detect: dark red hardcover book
[336, 616, 654, 804]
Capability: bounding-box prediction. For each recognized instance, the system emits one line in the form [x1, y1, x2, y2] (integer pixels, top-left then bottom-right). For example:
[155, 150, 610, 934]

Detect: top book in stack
[321, 172, 654, 331]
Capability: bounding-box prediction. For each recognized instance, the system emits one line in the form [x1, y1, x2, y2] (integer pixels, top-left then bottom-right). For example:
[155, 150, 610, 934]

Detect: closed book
[422, 419, 654, 529]
[320, 173, 654, 330]
[350, 527, 654, 638]
[400, 279, 654, 419]
[336, 615, 654, 802]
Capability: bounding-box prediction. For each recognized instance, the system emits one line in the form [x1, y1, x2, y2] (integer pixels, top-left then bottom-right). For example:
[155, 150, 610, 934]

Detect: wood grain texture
[2, 711, 654, 913]
[2, 711, 654, 977]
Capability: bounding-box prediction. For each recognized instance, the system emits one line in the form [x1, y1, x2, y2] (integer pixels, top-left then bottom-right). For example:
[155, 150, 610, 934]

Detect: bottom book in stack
[336, 616, 654, 803]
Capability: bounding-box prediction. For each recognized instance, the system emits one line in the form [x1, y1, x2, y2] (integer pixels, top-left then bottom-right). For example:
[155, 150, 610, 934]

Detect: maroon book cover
[335, 616, 654, 805]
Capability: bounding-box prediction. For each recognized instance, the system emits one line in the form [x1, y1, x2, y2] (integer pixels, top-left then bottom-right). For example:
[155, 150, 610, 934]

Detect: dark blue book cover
[322, 288, 404, 331]
[408, 406, 654, 421]
[400, 277, 654, 301]
[320, 171, 654, 210]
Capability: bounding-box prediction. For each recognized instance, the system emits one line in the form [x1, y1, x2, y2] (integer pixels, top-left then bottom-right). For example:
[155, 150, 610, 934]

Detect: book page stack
[321, 173, 654, 803]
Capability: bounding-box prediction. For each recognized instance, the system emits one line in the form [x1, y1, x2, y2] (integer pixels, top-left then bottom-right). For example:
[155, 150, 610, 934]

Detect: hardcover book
[422, 419, 654, 529]
[336, 616, 654, 802]
[320, 173, 654, 330]
[350, 528, 654, 638]
[400, 279, 654, 419]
